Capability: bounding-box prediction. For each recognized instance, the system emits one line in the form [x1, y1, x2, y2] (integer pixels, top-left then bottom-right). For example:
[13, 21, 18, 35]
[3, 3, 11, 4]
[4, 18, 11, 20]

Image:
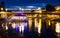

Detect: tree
[46, 4, 56, 12]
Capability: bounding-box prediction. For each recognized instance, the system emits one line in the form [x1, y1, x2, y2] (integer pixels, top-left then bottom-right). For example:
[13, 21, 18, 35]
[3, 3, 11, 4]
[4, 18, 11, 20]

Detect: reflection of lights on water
[24, 22, 27, 27]
[12, 23, 16, 29]
[48, 21, 51, 26]
[36, 23, 39, 28]
[19, 25, 24, 33]
[11, 22, 28, 33]
[5, 23, 8, 30]
[16, 23, 19, 28]
[28, 18, 32, 29]
[18, 22, 25, 33]
[19, 26, 22, 32]
[21, 25, 24, 32]
[6, 25, 8, 30]
[38, 19, 42, 33]
[56, 23, 60, 33]
[38, 26, 41, 33]
[35, 18, 38, 28]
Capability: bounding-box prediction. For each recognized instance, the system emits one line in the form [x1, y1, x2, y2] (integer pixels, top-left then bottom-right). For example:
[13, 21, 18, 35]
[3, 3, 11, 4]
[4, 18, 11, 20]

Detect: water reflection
[0, 19, 59, 38]
[55, 22, 60, 33]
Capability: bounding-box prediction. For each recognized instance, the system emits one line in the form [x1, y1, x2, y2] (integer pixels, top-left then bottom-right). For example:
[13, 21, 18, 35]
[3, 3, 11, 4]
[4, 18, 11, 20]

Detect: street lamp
[5, 8, 8, 11]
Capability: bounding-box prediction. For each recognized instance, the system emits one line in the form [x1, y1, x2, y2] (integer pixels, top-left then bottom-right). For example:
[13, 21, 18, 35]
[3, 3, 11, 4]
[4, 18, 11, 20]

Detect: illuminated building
[6, 12, 28, 33]
[55, 6, 60, 11]
[23, 9, 42, 34]
[0, 1, 60, 36]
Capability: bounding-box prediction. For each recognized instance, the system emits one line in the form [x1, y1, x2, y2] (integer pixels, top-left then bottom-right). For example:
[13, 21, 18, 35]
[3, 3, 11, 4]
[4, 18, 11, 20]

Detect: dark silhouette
[31, 10, 35, 12]
[0, 1, 5, 11]
[46, 4, 56, 12]
[46, 25, 57, 38]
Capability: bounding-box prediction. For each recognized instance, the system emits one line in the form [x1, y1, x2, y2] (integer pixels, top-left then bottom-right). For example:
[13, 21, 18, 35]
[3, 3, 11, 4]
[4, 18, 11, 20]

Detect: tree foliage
[46, 4, 56, 12]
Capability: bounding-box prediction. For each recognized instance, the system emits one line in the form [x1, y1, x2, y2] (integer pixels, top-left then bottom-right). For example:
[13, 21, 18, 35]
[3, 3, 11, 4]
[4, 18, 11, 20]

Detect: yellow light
[55, 23, 60, 33]
[38, 19, 42, 33]
[35, 10, 42, 13]
[39, 14, 42, 17]
[33, 14, 37, 17]
[48, 21, 51, 26]
[47, 15, 59, 19]
[56, 7, 60, 10]
[34, 18, 38, 28]
[38, 26, 41, 33]
[0, 11, 5, 13]
[28, 18, 32, 29]
[28, 15, 32, 17]
[35, 8, 42, 13]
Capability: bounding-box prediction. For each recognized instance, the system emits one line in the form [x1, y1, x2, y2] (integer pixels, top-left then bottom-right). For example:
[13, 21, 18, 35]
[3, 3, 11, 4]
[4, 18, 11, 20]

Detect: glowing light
[34, 18, 38, 28]
[26, 6, 36, 8]
[37, 7, 41, 10]
[0, 11, 5, 13]
[38, 26, 41, 33]
[11, 16, 27, 20]
[38, 19, 42, 33]
[5, 8, 8, 11]
[5, 23, 8, 30]
[1, 8, 3, 10]
[56, 23, 60, 33]
[33, 14, 37, 17]
[28, 18, 32, 29]
[21, 25, 24, 32]
[56, 7, 60, 10]
[35, 8, 42, 13]
[12, 23, 16, 29]
[48, 21, 51, 26]
[19, 26, 22, 32]
[47, 15, 59, 19]
[19, 24, 24, 33]
[19, 8, 22, 10]
[6, 25, 8, 30]
[24, 22, 28, 27]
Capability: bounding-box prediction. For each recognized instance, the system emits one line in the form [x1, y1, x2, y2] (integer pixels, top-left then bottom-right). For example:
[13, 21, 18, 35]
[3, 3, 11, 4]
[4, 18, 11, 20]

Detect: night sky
[0, 0, 60, 8]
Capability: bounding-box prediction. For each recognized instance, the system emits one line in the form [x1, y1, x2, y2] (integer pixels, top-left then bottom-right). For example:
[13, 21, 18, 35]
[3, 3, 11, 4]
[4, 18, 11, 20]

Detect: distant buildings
[55, 6, 60, 11]
[0, 1, 60, 34]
